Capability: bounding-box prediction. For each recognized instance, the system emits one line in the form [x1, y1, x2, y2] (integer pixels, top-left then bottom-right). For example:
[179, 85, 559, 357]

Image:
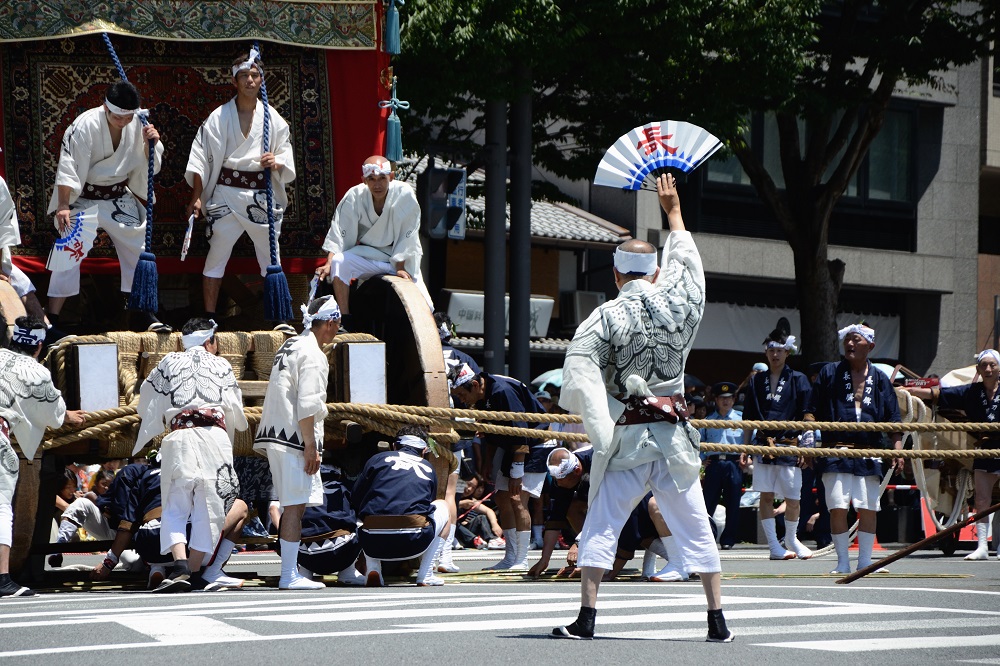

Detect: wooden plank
[8, 455, 40, 577]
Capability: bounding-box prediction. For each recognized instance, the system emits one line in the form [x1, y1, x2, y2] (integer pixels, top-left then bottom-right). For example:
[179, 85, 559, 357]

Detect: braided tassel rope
[101, 33, 159, 314]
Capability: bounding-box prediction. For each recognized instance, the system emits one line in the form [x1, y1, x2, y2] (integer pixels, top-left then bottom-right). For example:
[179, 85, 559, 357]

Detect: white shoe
[416, 575, 444, 587]
[829, 567, 851, 575]
[507, 561, 529, 571]
[483, 555, 515, 570]
[437, 562, 460, 573]
[769, 549, 796, 561]
[279, 573, 326, 590]
[649, 565, 684, 583]
[203, 573, 244, 589]
[966, 546, 989, 561]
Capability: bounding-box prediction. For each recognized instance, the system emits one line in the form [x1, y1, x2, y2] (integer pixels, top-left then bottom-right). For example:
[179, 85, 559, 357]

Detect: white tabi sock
[483, 528, 516, 570]
[856, 531, 877, 570]
[438, 524, 459, 572]
[650, 536, 685, 581]
[642, 550, 659, 578]
[279, 539, 300, 580]
[417, 536, 445, 584]
[338, 564, 366, 585]
[831, 532, 851, 574]
[531, 525, 543, 544]
[762, 518, 792, 559]
[966, 522, 990, 561]
[511, 530, 531, 570]
[202, 538, 236, 581]
[56, 519, 77, 543]
[784, 519, 812, 559]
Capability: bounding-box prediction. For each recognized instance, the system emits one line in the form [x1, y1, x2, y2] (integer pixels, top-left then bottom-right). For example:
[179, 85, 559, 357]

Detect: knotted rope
[378, 76, 409, 162]
[253, 40, 293, 322]
[101, 32, 159, 313]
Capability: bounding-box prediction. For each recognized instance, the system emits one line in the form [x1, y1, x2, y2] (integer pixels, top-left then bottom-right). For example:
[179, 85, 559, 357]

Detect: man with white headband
[352, 426, 451, 586]
[449, 362, 550, 572]
[904, 349, 1000, 561]
[0, 316, 85, 597]
[254, 295, 340, 589]
[185, 51, 295, 321]
[553, 173, 732, 642]
[317, 155, 432, 325]
[805, 323, 902, 575]
[46, 80, 164, 331]
[135, 317, 248, 592]
[743, 327, 815, 560]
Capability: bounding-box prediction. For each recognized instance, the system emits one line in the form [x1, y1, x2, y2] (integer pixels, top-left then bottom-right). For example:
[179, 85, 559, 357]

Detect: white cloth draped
[0, 176, 20, 277]
[0, 348, 67, 465]
[254, 332, 329, 454]
[560, 230, 706, 505]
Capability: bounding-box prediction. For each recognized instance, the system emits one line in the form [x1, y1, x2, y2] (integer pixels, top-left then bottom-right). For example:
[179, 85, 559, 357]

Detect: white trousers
[47, 196, 146, 297]
[578, 459, 721, 573]
[823, 472, 881, 511]
[6, 265, 36, 297]
[60, 497, 116, 540]
[752, 462, 802, 499]
[265, 445, 324, 508]
[0, 502, 12, 548]
[328, 252, 395, 283]
[203, 187, 283, 278]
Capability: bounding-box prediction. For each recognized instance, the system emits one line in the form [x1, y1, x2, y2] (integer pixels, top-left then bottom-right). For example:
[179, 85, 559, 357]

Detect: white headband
[232, 46, 262, 77]
[11, 325, 45, 347]
[398, 434, 427, 451]
[765, 335, 798, 353]
[976, 349, 1000, 366]
[614, 248, 658, 276]
[362, 161, 393, 178]
[104, 99, 144, 117]
[452, 363, 476, 388]
[301, 298, 341, 331]
[838, 324, 874, 344]
[546, 449, 579, 480]
[438, 322, 450, 341]
[181, 320, 218, 350]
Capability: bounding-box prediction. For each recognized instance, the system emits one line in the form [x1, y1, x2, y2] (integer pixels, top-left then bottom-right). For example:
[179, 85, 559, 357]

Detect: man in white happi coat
[0, 316, 85, 597]
[185, 51, 295, 320]
[254, 295, 340, 590]
[551, 174, 733, 643]
[135, 318, 248, 592]
[46, 81, 163, 324]
[316, 156, 431, 321]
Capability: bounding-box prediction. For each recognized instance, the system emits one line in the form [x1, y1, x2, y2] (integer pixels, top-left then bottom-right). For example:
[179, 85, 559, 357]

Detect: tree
[400, 1, 998, 362]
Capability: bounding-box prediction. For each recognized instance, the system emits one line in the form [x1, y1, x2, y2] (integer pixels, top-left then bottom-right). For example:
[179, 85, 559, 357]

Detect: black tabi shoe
[706, 609, 735, 643]
[153, 560, 192, 593]
[0, 574, 36, 598]
[551, 607, 596, 640]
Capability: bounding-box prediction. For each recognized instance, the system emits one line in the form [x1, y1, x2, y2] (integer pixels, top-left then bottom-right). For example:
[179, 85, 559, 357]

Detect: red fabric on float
[327, 48, 391, 201]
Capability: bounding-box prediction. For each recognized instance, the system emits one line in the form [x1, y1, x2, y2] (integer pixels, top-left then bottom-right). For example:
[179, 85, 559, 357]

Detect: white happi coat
[322, 180, 429, 300]
[47, 106, 163, 229]
[560, 231, 706, 505]
[0, 176, 19, 278]
[135, 346, 248, 547]
[185, 99, 295, 226]
[0, 348, 67, 505]
[254, 332, 328, 455]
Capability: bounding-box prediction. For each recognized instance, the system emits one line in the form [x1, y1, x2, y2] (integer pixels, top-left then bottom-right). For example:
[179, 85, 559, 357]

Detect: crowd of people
[0, 56, 997, 650]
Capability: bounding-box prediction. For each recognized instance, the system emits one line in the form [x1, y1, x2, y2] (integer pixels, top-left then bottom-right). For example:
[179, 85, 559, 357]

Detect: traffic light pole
[484, 99, 508, 375]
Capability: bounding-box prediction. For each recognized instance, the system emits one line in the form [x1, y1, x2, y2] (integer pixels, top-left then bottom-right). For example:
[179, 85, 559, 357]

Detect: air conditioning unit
[561, 291, 606, 327]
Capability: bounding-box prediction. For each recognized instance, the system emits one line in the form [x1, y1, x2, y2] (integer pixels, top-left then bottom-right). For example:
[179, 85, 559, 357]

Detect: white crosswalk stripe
[0, 587, 998, 658]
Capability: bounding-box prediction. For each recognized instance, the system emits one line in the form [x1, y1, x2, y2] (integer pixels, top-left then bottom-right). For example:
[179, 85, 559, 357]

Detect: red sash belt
[81, 180, 128, 200]
[218, 167, 267, 190]
[169, 407, 227, 432]
[616, 394, 690, 426]
[0, 415, 9, 441]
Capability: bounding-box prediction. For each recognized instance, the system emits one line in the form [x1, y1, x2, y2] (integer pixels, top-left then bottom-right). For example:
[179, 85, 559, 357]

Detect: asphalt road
[3, 545, 1000, 665]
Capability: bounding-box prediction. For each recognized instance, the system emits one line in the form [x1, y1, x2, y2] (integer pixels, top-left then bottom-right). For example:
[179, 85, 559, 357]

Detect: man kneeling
[352, 426, 450, 587]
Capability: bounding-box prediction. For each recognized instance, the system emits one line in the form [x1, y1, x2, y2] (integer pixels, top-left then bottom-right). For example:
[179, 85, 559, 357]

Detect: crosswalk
[1, 585, 999, 659]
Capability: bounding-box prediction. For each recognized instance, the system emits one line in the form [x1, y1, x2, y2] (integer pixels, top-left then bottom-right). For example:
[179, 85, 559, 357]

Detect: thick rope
[101, 33, 158, 312]
[255, 40, 278, 270]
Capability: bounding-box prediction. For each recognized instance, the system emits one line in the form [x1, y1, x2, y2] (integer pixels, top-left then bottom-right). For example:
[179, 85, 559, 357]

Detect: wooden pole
[836, 500, 1000, 584]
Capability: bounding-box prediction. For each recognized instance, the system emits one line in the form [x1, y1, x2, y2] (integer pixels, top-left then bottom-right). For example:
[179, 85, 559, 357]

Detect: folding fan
[594, 120, 723, 191]
[45, 206, 98, 272]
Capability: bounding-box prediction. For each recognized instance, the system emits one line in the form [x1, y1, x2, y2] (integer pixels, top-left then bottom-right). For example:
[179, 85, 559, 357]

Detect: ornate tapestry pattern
[2, 35, 336, 261]
[0, 1, 376, 49]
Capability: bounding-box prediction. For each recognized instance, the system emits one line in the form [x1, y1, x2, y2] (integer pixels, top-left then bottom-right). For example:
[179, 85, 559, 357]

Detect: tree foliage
[398, 0, 998, 362]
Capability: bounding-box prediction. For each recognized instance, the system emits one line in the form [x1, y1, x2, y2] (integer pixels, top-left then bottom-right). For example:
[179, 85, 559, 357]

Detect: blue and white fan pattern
[595, 120, 723, 191]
